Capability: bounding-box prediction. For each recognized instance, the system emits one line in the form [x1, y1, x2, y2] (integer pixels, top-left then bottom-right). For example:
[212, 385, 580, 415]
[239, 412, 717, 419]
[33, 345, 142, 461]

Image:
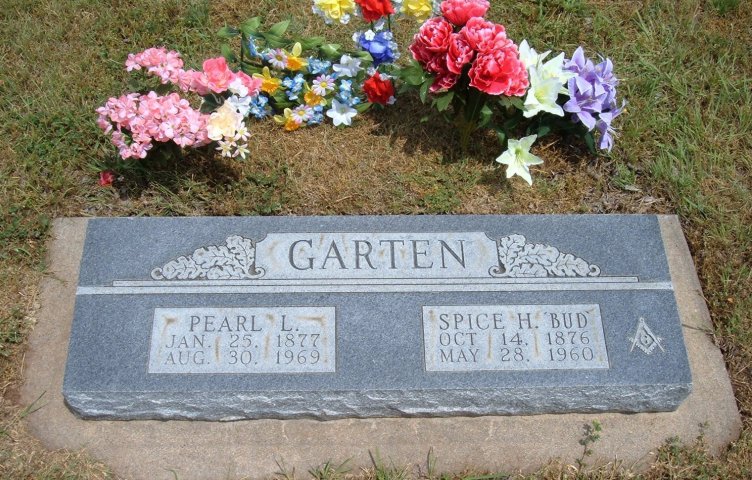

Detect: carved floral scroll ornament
[151, 236, 264, 280]
[490, 234, 601, 278]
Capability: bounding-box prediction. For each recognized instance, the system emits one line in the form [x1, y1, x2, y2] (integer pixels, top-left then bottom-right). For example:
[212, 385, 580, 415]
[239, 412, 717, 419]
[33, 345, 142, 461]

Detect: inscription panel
[423, 304, 609, 372]
[148, 307, 335, 374]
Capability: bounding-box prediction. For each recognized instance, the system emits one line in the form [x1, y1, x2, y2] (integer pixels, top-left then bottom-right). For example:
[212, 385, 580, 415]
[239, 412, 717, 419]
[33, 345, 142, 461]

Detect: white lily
[523, 66, 566, 118]
[537, 52, 576, 94]
[326, 99, 357, 127]
[518, 40, 551, 70]
[332, 54, 362, 78]
[496, 135, 544, 186]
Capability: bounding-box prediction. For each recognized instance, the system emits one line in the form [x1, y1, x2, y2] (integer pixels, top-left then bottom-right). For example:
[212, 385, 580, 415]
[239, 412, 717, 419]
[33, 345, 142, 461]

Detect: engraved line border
[113, 276, 640, 287]
[420, 303, 611, 373]
[77, 281, 673, 296]
[145, 306, 338, 375]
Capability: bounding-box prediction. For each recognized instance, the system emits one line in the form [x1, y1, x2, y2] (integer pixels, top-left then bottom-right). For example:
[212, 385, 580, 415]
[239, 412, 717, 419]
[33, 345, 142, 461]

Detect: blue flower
[249, 95, 271, 119]
[308, 106, 325, 125]
[247, 37, 261, 58]
[357, 30, 398, 67]
[282, 74, 305, 100]
[307, 57, 332, 75]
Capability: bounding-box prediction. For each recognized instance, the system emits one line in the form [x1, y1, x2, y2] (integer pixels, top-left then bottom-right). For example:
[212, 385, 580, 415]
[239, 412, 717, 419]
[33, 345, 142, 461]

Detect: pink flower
[460, 17, 510, 54]
[446, 33, 474, 74]
[96, 91, 211, 160]
[202, 57, 235, 94]
[125, 47, 185, 84]
[234, 71, 263, 97]
[189, 71, 211, 96]
[440, 0, 490, 27]
[410, 17, 455, 66]
[430, 70, 460, 93]
[468, 48, 529, 96]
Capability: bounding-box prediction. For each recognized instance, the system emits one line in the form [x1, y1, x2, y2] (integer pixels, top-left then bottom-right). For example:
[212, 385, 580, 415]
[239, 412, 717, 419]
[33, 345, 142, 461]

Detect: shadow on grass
[100, 146, 240, 199]
[367, 94, 503, 167]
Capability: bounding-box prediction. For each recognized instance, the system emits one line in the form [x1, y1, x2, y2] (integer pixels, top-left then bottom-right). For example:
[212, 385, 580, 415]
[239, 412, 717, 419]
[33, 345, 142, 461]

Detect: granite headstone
[63, 215, 691, 420]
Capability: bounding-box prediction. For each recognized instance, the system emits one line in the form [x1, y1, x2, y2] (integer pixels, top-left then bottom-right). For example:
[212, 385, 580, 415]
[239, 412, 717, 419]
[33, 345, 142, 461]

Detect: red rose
[446, 33, 474, 74]
[356, 0, 395, 22]
[460, 17, 510, 55]
[410, 17, 455, 67]
[468, 48, 528, 96]
[98, 170, 115, 187]
[440, 0, 490, 27]
[363, 72, 396, 105]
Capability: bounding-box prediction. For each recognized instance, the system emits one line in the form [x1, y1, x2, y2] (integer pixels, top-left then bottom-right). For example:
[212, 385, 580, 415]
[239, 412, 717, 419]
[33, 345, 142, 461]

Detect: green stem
[455, 88, 487, 155]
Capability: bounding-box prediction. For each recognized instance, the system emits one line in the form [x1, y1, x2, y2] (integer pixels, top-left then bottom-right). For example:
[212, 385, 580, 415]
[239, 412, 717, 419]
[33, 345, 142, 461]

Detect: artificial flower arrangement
[96, 18, 397, 166]
[97, 0, 624, 187]
[395, 0, 625, 184]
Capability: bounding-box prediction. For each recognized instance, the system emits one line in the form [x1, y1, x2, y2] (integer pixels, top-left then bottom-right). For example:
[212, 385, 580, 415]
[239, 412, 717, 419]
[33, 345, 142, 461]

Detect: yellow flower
[284, 118, 301, 132]
[401, 0, 434, 22]
[304, 85, 327, 107]
[304, 91, 325, 107]
[274, 108, 302, 132]
[207, 102, 243, 141]
[313, 0, 356, 22]
[286, 42, 308, 72]
[253, 66, 281, 95]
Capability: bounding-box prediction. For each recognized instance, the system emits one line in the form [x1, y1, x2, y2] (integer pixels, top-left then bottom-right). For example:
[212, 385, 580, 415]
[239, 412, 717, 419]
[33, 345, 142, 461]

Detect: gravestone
[63, 215, 691, 420]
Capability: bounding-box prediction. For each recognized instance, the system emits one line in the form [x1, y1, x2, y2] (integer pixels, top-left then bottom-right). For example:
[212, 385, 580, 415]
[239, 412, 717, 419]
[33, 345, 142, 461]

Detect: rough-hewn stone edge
[63, 385, 692, 421]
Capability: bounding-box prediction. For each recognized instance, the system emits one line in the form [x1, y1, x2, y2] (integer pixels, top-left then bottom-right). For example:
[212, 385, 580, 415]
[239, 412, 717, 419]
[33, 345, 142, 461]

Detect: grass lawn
[1, 0, 750, 478]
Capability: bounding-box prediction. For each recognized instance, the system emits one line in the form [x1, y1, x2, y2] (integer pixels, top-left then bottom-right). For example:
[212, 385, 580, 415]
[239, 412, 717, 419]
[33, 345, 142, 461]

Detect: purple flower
[564, 47, 625, 151]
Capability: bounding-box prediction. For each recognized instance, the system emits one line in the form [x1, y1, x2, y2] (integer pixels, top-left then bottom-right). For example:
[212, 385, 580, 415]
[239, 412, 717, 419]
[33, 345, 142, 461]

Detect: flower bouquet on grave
[395, 0, 626, 184]
[96, 18, 394, 167]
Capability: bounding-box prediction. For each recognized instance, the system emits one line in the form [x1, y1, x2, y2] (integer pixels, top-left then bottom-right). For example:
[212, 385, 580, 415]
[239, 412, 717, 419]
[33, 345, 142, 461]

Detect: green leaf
[435, 91, 454, 112]
[221, 44, 237, 63]
[240, 17, 261, 36]
[496, 129, 507, 145]
[584, 131, 597, 154]
[154, 83, 172, 96]
[259, 32, 286, 48]
[419, 78, 432, 103]
[537, 124, 552, 138]
[268, 19, 291, 37]
[502, 116, 521, 131]
[300, 36, 325, 50]
[217, 26, 240, 39]
[319, 43, 342, 58]
[240, 63, 262, 75]
[355, 102, 373, 113]
[353, 51, 374, 65]
[478, 104, 494, 128]
[499, 96, 524, 110]
[397, 83, 413, 94]
[199, 95, 222, 114]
